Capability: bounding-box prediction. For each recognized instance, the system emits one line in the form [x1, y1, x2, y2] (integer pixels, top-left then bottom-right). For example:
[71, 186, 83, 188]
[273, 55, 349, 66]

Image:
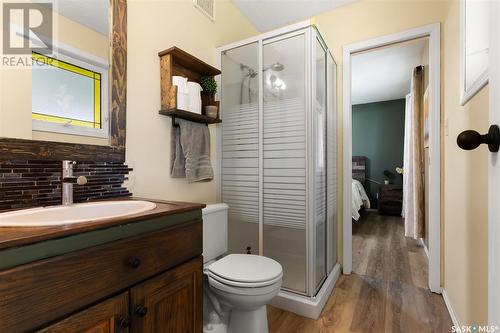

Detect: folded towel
[187, 82, 203, 114]
[173, 76, 189, 111]
[170, 119, 214, 183]
[172, 76, 188, 92]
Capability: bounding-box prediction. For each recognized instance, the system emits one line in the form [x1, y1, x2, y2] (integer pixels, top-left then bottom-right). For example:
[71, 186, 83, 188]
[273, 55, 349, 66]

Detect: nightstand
[378, 184, 403, 216]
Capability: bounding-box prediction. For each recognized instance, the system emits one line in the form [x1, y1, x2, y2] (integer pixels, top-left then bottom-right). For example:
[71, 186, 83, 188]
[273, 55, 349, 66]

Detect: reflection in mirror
[0, 0, 110, 145]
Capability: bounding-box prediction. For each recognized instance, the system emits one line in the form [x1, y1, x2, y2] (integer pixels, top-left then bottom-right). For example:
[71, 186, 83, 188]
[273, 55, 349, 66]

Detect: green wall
[352, 99, 405, 207]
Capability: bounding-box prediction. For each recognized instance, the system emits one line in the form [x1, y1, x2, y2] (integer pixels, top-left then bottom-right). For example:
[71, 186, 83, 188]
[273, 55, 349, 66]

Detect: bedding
[352, 179, 370, 221]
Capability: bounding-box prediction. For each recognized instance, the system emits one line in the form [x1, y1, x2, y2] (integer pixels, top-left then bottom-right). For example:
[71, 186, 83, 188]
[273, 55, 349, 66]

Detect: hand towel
[170, 119, 214, 183]
[170, 124, 186, 178]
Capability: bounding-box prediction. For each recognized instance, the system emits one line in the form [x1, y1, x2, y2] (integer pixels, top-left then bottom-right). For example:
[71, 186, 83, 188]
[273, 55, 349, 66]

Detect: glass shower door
[262, 32, 308, 294]
[221, 43, 260, 256]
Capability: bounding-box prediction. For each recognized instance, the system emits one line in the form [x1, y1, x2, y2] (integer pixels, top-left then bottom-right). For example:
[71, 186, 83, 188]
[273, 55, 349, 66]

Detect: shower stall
[216, 22, 338, 316]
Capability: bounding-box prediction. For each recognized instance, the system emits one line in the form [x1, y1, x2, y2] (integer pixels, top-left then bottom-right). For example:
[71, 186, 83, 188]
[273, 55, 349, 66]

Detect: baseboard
[420, 238, 429, 259]
[442, 289, 460, 328]
[270, 263, 341, 319]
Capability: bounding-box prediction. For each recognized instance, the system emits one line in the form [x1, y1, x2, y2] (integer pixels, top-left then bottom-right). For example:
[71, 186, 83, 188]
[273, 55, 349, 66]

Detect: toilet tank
[202, 203, 229, 263]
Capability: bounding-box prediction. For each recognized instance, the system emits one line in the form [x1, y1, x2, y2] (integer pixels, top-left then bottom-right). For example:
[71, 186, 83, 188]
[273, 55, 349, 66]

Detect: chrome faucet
[62, 161, 88, 206]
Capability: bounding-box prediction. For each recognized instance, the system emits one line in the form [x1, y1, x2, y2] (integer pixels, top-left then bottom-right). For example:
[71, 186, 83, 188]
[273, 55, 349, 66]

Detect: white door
[489, 0, 500, 326]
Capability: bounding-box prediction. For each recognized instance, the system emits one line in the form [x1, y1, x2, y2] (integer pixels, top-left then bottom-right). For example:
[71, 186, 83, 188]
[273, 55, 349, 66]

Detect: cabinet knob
[119, 316, 130, 328]
[457, 125, 500, 152]
[127, 257, 141, 268]
[135, 305, 148, 317]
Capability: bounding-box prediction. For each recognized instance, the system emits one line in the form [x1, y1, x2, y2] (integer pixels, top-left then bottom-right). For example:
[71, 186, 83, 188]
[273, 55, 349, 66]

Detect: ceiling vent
[194, 0, 215, 21]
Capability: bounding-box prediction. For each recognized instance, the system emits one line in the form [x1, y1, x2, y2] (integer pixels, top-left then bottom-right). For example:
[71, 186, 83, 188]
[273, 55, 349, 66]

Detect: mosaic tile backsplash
[0, 160, 132, 212]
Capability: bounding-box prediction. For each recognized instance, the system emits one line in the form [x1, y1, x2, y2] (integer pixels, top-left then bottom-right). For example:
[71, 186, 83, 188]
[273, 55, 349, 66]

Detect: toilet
[202, 203, 283, 333]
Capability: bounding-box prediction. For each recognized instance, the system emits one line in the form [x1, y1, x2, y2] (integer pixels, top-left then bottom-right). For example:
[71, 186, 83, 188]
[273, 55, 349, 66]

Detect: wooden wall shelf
[158, 47, 221, 77]
[158, 46, 221, 122]
[159, 109, 222, 126]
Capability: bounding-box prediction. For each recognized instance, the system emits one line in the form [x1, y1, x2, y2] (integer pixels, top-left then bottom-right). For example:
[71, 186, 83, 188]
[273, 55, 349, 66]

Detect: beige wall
[125, 0, 257, 203]
[442, 0, 489, 325]
[312, 0, 488, 325]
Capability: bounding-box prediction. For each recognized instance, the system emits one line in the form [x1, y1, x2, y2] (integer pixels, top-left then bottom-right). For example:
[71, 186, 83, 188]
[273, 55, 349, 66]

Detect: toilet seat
[207, 269, 283, 288]
[208, 274, 282, 297]
[205, 254, 283, 287]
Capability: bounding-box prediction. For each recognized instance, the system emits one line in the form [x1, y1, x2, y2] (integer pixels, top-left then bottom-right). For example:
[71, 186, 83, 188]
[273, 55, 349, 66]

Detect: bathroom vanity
[0, 200, 204, 332]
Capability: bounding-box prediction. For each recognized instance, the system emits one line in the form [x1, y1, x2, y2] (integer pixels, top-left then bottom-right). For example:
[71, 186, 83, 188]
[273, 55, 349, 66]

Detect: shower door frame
[310, 29, 330, 293]
[216, 21, 336, 298]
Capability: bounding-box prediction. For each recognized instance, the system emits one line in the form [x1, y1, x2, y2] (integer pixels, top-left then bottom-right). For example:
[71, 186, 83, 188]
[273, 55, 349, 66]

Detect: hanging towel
[170, 119, 214, 183]
[170, 125, 186, 178]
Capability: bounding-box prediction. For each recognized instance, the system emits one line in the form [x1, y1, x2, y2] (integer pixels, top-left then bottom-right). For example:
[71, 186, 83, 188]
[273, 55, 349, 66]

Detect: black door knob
[457, 125, 500, 152]
[127, 257, 141, 268]
[119, 316, 130, 328]
[135, 305, 148, 317]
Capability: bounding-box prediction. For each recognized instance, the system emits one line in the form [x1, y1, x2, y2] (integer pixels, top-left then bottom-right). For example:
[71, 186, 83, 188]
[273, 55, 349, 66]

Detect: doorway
[342, 24, 441, 293]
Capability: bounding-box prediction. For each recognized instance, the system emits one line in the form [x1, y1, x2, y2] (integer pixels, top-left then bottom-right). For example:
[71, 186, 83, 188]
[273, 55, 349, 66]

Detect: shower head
[240, 63, 258, 78]
[271, 62, 285, 71]
[264, 62, 285, 72]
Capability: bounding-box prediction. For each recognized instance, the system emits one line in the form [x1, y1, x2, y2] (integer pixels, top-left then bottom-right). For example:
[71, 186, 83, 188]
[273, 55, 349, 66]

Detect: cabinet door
[131, 257, 202, 333]
[38, 292, 129, 333]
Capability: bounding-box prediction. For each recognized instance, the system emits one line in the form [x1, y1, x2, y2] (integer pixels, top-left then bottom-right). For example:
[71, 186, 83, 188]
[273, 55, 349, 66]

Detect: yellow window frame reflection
[31, 52, 101, 129]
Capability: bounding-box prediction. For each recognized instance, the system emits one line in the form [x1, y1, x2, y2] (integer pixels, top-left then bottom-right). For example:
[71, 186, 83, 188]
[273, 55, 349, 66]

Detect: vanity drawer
[0, 219, 202, 332]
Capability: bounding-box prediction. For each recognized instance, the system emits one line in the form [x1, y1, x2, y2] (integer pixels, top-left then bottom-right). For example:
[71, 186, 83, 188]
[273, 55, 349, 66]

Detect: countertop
[0, 198, 205, 251]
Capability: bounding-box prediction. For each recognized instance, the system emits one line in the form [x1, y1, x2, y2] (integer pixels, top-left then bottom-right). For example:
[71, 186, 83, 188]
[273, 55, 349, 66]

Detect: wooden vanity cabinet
[131, 257, 203, 333]
[0, 217, 203, 332]
[38, 258, 203, 333]
[38, 292, 130, 333]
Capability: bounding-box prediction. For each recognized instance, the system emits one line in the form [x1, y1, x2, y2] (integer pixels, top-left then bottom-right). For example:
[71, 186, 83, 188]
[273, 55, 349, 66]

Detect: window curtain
[402, 93, 411, 219]
[403, 67, 425, 239]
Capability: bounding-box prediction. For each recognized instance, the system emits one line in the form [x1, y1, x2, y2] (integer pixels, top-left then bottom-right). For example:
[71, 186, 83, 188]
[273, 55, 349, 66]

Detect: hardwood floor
[268, 211, 453, 333]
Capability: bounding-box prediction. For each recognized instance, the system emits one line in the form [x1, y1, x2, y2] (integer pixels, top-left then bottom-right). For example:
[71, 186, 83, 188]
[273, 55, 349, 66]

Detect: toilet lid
[206, 254, 282, 284]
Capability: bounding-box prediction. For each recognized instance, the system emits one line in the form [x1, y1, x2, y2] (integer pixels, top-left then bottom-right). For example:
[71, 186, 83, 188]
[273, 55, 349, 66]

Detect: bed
[352, 156, 371, 221]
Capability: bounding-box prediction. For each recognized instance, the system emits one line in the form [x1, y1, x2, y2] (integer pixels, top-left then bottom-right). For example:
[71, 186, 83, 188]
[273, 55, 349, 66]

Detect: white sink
[0, 200, 157, 227]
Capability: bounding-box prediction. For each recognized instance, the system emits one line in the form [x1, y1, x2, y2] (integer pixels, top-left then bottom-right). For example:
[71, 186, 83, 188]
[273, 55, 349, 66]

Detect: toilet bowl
[205, 254, 282, 333]
[202, 204, 283, 333]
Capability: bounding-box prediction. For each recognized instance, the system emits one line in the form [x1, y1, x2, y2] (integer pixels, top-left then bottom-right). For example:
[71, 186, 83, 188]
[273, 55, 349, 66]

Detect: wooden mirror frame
[0, 0, 127, 163]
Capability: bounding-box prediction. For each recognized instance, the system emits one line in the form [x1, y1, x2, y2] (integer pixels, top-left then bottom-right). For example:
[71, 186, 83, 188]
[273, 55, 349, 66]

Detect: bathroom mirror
[0, 0, 127, 162]
[460, 0, 489, 105]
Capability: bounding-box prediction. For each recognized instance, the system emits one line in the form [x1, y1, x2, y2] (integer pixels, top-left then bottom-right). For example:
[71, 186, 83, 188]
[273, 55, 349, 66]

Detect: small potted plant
[200, 76, 218, 119]
[383, 170, 395, 185]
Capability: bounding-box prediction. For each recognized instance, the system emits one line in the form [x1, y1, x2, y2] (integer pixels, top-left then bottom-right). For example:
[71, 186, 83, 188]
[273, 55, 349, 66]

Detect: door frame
[489, 1, 500, 325]
[342, 23, 442, 293]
